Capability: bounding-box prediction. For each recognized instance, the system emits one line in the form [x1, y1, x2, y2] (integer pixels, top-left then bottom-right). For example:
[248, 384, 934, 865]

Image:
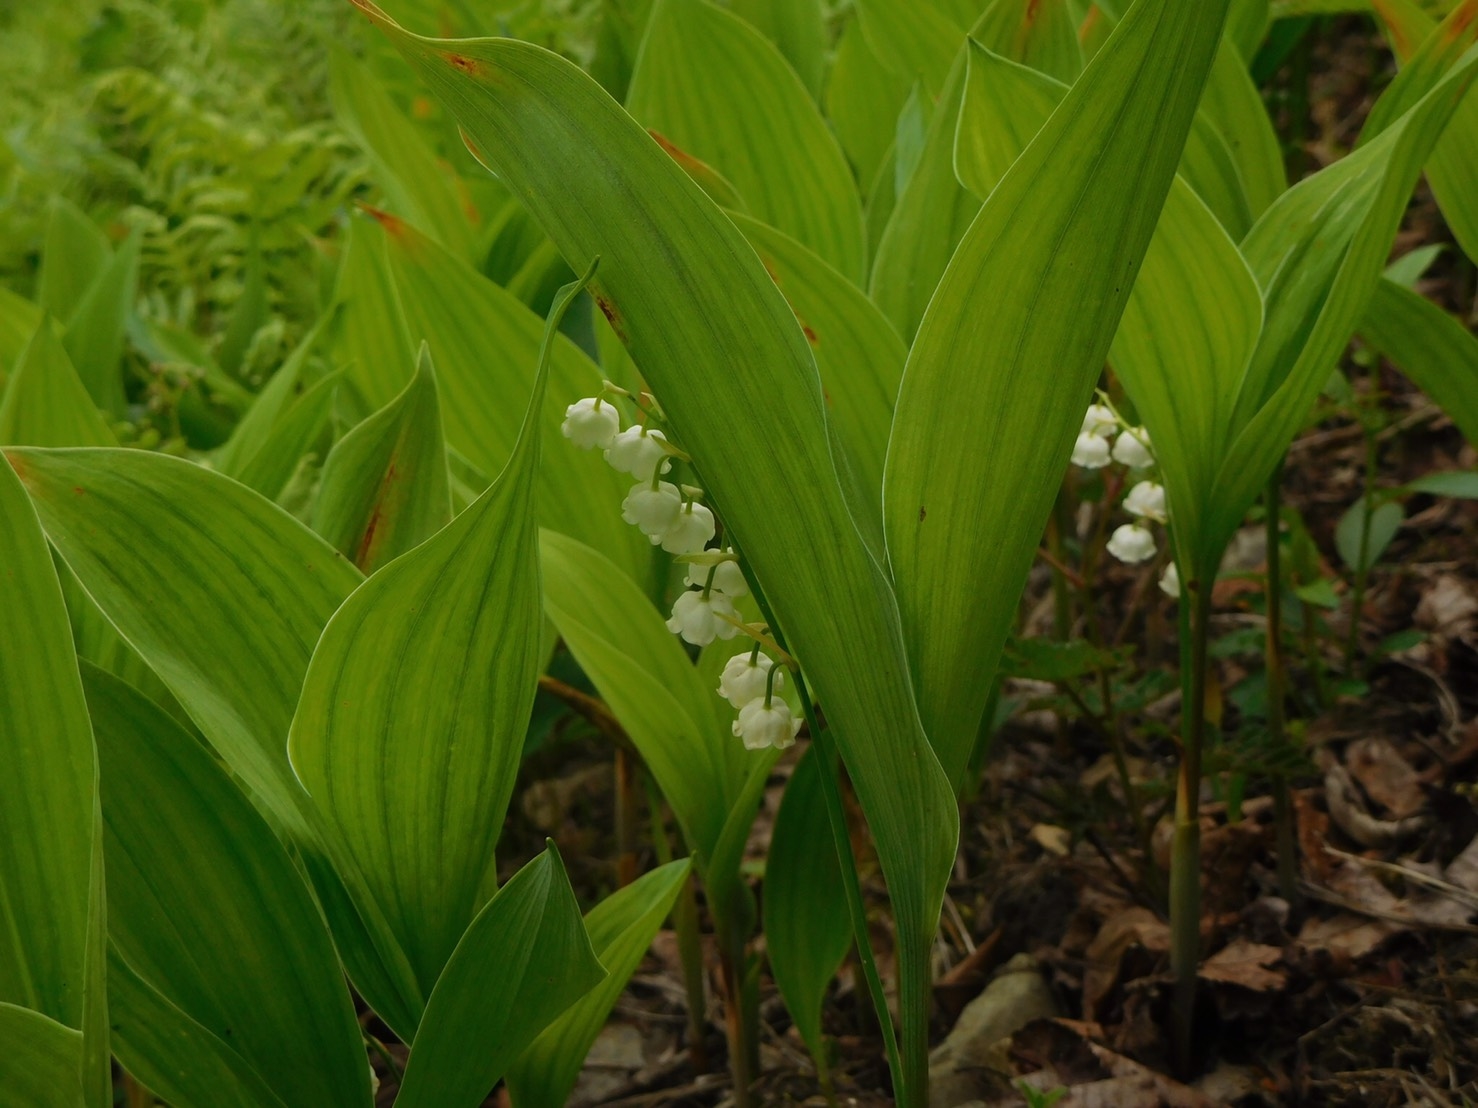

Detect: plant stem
[1343, 426, 1380, 674]
[1170, 583, 1212, 1078]
[1264, 469, 1299, 904]
[719, 923, 756, 1108]
[649, 771, 713, 1077]
[805, 713, 906, 1102]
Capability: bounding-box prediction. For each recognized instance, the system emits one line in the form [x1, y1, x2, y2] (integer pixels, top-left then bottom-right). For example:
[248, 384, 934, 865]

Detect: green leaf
[330, 46, 477, 260]
[0, 1005, 84, 1107]
[853, 0, 965, 93]
[732, 213, 906, 532]
[886, 0, 1233, 788]
[1211, 20, 1478, 553]
[731, 0, 826, 99]
[1335, 499, 1403, 571]
[84, 665, 371, 1108]
[870, 1, 1084, 341]
[539, 530, 748, 868]
[0, 286, 45, 388]
[231, 370, 340, 502]
[105, 951, 287, 1108]
[1372, 0, 1478, 262]
[826, 17, 910, 194]
[970, 0, 1083, 83]
[288, 265, 584, 997]
[505, 859, 691, 1108]
[36, 198, 111, 324]
[1360, 278, 1478, 447]
[1384, 243, 1446, 287]
[0, 320, 117, 448]
[1405, 469, 1478, 498]
[627, 0, 866, 281]
[356, 13, 956, 1098]
[6, 446, 423, 1036]
[338, 211, 652, 582]
[218, 234, 270, 377]
[763, 745, 851, 1082]
[0, 454, 108, 1108]
[314, 342, 451, 572]
[62, 229, 139, 419]
[395, 846, 605, 1108]
[1199, 39, 1287, 227]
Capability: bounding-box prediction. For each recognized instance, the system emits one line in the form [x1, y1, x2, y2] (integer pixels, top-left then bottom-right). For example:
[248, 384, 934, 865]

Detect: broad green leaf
[886, 0, 1233, 788]
[853, 0, 964, 93]
[826, 17, 910, 193]
[356, 14, 956, 1098]
[870, 1, 1083, 341]
[6, 446, 422, 1035]
[1384, 243, 1445, 286]
[1372, 0, 1478, 262]
[734, 213, 905, 524]
[1335, 498, 1403, 571]
[627, 0, 866, 281]
[1212, 26, 1478, 553]
[84, 665, 371, 1108]
[0, 320, 116, 448]
[1406, 470, 1478, 497]
[338, 211, 651, 581]
[0, 1005, 84, 1107]
[36, 198, 111, 323]
[1360, 278, 1478, 447]
[731, 0, 826, 99]
[0, 455, 107, 1108]
[505, 859, 691, 1108]
[970, 0, 1083, 82]
[231, 370, 339, 502]
[106, 951, 287, 1108]
[330, 46, 477, 259]
[1199, 39, 1286, 227]
[1228, 0, 1270, 57]
[314, 343, 451, 572]
[62, 229, 139, 419]
[288, 266, 581, 996]
[763, 745, 851, 1082]
[539, 530, 747, 867]
[395, 847, 605, 1108]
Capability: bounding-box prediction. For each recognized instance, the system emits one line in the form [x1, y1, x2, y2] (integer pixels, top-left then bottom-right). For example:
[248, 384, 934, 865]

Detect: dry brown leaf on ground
[1082, 907, 1169, 1019]
[1343, 736, 1426, 819]
[1000, 1020, 1215, 1108]
[1198, 939, 1287, 992]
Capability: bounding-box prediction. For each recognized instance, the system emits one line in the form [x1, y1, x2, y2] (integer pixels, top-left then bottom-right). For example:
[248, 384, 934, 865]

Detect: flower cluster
[1073, 400, 1179, 598]
[718, 647, 800, 752]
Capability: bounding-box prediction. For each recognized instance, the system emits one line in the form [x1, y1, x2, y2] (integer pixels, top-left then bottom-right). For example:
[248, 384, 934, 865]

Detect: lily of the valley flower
[660, 502, 715, 555]
[561, 396, 620, 450]
[1123, 480, 1168, 524]
[1160, 562, 1182, 599]
[1081, 403, 1118, 439]
[1072, 432, 1112, 469]
[1107, 523, 1157, 564]
[717, 652, 781, 709]
[1112, 426, 1154, 469]
[622, 481, 683, 542]
[605, 426, 672, 481]
[686, 558, 748, 597]
[666, 588, 738, 646]
[732, 697, 800, 752]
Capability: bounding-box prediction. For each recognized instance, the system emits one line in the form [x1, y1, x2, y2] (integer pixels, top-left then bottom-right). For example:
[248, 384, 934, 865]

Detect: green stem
[1265, 470, 1299, 904]
[649, 772, 712, 1077]
[1343, 427, 1380, 674]
[801, 692, 906, 1102]
[1170, 582, 1211, 1077]
[718, 923, 756, 1108]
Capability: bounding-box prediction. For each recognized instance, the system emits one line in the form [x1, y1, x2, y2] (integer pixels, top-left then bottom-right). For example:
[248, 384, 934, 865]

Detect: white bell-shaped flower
[666, 589, 739, 646]
[1072, 432, 1112, 469]
[1159, 562, 1182, 599]
[605, 426, 671, 481]
[1107, 523, 1157, 564]
[686, 559, 748, 597]
[732, 697, 801, 752]
[561, 397, 620, 450]
[622, 481, 682, 542]
[717, 652, 781, 709]
[1081, 404, 1118, 439]
[660, 502, 715, 555]
[1112, 426, 1154, 469]
[1123, 480, 1168, 524]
